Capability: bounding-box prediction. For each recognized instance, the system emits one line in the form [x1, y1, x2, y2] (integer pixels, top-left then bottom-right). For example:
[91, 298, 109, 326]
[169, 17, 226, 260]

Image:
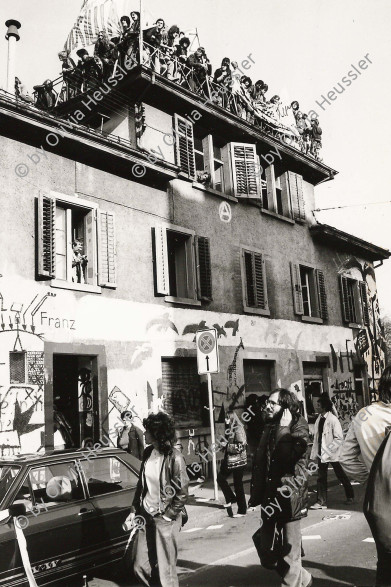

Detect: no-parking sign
[196, 328, 219, 374]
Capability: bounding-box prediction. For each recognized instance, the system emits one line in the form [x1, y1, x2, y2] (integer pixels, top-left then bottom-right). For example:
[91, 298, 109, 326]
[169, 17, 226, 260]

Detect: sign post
[196, 328, 219, 500]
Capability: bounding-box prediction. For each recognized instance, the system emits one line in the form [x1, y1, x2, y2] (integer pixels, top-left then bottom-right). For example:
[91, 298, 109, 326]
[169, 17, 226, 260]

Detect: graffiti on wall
[0, 289, 55, 454]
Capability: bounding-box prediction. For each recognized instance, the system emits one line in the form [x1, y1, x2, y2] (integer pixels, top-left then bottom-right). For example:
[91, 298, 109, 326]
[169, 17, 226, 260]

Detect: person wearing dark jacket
[117, 410, 144, 460]
[130, 412, 189, 587]
[249, 388, 312, 587]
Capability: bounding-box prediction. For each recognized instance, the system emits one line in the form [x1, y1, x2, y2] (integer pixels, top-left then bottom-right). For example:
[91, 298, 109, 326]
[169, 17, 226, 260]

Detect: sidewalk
[185, 467, 329, 528]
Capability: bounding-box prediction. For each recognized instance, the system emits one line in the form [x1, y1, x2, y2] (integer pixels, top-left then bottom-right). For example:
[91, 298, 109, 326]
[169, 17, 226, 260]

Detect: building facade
[0, 55, 389, 466]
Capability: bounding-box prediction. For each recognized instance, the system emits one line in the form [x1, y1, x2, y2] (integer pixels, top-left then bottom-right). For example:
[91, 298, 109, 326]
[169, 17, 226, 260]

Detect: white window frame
[49, 192, 101, 294]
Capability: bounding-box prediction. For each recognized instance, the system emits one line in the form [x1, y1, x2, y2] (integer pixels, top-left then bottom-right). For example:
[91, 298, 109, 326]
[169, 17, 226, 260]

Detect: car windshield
[0, 465, 20, 508]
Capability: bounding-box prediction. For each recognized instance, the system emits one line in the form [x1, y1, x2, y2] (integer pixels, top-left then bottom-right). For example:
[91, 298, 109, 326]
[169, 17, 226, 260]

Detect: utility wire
[315, 200, 391, 212]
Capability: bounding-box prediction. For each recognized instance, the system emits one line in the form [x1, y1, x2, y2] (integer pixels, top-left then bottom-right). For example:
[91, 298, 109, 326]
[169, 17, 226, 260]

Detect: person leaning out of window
[310, 393, 354, 509]
[129, 412, 189, 587]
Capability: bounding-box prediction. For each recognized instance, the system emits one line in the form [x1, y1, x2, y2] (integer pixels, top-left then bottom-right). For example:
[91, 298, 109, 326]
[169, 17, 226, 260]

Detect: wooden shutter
[230, 143, 260, 198]
[265, 165, 276, 210]
[195, 236, 212, 301]
[153, 226, 169, 295]
[360, 281, 370, 325]
[339, 275, 351, 323]
[290, 262, 304, 315]
[174, 114, 196, 180]
[202, 135, 214, 183]
[243, 250, 268, 309]
[286, 172, 305, 221]
[316, 269, 328, 320]
[37, 193, 56, 279]
[97, 211, 116, 287]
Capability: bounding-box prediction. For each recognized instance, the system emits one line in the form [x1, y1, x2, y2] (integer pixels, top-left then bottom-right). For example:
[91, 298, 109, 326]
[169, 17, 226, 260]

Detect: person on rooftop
[213, 57, 232, 107]
[144, 18, 165, 73]
[34, 79, 57, 111]
[310, 117, 322, 160]
[162, 25, 181, 81]
[239, 75, 254, 121]
[58, 50, 80, 98]
[187, 46, 212, 97]
[94, 31, 116, 78]
[76, 48, 102, 92]
[117, 15, 132, 67]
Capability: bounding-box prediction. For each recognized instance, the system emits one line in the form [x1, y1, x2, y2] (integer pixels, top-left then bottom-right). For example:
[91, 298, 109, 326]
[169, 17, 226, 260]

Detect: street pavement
[81, 471, 377, 587]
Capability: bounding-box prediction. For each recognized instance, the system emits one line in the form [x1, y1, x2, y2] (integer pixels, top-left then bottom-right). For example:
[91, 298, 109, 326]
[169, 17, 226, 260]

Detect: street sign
[196, 328, 219, 374]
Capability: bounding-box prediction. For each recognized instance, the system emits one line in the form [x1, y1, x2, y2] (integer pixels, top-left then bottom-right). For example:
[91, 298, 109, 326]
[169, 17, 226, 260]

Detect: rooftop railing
[19, 40, 323, 161]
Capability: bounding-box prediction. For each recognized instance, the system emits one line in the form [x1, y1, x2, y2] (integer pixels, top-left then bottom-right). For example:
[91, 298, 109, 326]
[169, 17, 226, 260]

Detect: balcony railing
[24, 40, 322, 161]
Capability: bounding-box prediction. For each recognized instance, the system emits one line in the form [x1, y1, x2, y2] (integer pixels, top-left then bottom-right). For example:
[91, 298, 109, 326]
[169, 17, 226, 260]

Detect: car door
[0, 460, 100, 586]
[77, 455, 138, 562]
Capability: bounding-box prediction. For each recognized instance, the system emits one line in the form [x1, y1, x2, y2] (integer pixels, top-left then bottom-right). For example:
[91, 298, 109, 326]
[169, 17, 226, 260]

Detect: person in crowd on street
[246, 394, 267, 457]
[340, 365, 391, 482]
[310, 117, 322, 160]
[217, 408, 248, 518]
[33, 79, 57, 110]
[130, 411, 189, 587]
[249, 388, 312, 587]
[76, 48, 102, 92]
[72, 239, 88, 283]
[117, 410, 144, 460]
[187, 46, 212, 97]
[94, 30, 116, 78]
[340, 366, 391, 587]
[309, 393, 354, 509]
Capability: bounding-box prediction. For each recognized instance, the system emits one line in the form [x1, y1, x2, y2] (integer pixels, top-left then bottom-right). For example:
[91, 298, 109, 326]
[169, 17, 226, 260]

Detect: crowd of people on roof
[13, 11, 322, 159]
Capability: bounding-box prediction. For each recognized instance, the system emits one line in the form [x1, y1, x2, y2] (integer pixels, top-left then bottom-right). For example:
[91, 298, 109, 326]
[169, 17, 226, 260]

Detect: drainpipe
[5, 19, 21, 94]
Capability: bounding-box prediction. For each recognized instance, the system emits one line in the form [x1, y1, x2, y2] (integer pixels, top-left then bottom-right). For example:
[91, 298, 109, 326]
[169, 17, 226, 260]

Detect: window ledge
[192, 182, 238, 203]
[164, 296, 201, 307]
[260, 209, 295, 224]
[51, 280, 102, 294]
[301, 316, 323, 324]
[243, 305, 271, 316]
[348, 322, 362, 329]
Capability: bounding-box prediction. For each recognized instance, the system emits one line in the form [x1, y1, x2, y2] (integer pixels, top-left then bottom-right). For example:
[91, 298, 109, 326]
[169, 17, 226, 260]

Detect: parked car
[0, 448, 140, 586]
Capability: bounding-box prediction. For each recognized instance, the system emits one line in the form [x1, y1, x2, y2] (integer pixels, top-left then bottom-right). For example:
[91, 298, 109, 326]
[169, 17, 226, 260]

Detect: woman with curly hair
[129, 411, 189, 587]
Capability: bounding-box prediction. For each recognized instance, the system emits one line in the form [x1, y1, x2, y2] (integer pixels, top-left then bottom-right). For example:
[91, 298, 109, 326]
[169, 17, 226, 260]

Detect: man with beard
[249, 388, 312, 587]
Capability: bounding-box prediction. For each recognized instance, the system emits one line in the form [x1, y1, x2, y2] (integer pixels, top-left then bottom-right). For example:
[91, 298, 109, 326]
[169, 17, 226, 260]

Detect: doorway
[53, 354, 98, 448]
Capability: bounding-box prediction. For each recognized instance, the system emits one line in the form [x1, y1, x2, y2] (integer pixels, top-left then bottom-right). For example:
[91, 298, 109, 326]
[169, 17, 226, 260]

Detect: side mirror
[8, 503, 27, 518]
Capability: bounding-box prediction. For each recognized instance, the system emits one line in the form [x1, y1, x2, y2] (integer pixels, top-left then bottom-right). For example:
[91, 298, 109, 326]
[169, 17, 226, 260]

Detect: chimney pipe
[5, 19, 21, 94]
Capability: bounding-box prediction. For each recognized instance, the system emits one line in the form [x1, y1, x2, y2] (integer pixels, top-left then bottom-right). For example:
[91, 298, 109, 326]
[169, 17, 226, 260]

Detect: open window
[153, 225, 212, 304]
[37, 193, 116, 291]
[291, 263, 328, 322]
[262, 167, 305, 221]
[241, 247, 270, 315]
[340, 276, 368, 326]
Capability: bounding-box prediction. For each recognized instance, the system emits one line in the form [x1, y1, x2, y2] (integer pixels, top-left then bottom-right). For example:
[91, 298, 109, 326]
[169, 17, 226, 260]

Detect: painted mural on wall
[0, 290, 54, 455]
[334, 253, 386, 398]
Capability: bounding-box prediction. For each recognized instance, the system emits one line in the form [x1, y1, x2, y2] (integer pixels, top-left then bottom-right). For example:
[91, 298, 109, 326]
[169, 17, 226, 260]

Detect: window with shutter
[174, 114, 196, 180]
[229, 143, 260, 198]
[195, 236, 212, 301]
[241, 248, 269, 315]
[286, 171, 305, 221]
[153, 224, 201, 304]
[339, 275, 361, 324]
[98, 211, 117, 288]
[37, 193, 107, 292]
[360, 281, 370, 326]
[291, 263, 304, 315]
[316, 269, 328, 320]
[37, 193, 56, 279]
